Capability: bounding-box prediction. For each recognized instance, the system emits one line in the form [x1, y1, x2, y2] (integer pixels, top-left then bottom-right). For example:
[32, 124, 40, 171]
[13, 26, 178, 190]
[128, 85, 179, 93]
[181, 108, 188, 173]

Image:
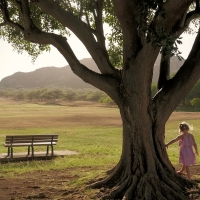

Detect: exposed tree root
[87, 122, 198, 200]
[89, 160, 125, 189]
[88, 169, 197, 200]
[122, 175, 139, 199]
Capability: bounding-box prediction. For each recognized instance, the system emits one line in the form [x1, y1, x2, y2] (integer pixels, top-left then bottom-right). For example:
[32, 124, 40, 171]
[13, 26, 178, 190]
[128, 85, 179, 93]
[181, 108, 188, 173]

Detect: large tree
[0, 0, 200, 199]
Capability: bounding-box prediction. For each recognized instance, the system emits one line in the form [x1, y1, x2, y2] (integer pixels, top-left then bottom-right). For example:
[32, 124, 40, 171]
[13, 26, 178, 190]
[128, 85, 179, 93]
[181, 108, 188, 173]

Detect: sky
[0, 32, 197, 81]
[0, 33, 91, 81]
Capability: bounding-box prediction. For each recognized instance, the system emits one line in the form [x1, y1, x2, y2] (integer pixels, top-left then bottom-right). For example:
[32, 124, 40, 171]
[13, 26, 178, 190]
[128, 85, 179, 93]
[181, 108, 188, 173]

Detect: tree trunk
[90, 103, 195, 199]
[89, 79, 196, 199]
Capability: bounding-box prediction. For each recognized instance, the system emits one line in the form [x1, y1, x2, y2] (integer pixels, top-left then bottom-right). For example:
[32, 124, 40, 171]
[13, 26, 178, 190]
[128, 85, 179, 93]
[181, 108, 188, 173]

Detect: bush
[190, 98, 200, 107]
[14, 92, 25, 101]
[0, 87, 113, 103]
[99, 96, 115, 104]
[64, 90, 76, 101]
[85, 91, 104, 101]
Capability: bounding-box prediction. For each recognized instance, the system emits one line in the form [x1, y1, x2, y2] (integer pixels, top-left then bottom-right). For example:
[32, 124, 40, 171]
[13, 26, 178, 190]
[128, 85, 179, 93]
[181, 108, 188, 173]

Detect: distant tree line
[1, 82, 200, 109]
[0, 87, 115, 105]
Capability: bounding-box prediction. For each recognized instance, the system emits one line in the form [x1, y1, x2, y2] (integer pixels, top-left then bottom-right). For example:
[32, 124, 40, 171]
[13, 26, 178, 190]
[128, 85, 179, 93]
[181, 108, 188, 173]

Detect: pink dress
[179, 134, 196, 165]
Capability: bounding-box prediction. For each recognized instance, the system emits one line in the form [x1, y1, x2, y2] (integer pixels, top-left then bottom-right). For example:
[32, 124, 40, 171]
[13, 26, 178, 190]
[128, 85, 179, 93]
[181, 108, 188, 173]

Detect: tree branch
[154, 28, 200, 122]
[172, 10, 200, 37]
[156, 3, 200, 91]
[156, 2, 200, 91]
[156, 0, 194, 31]
[91, 0, 97, 21]
[158, 47, 170, 90]
[110, 0, 195, 99]
[184, 10, 200, 28]
[85, 12, 96, 35]
[33, 0, 120, 77]
[149, 0, 194, 41]
[94, 0, 107, 55]
[0, 0, 24, 32]
[196, 0, 200, 12]
[13, 0, 33, 30]
[24, 30, 120, 102]
[113, 0, 142, 62]
[1, 0, 120, 102]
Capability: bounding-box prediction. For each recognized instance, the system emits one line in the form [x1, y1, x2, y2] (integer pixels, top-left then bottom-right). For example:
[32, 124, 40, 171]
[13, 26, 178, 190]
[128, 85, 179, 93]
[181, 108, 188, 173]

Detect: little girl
[165, 122, 198, 180]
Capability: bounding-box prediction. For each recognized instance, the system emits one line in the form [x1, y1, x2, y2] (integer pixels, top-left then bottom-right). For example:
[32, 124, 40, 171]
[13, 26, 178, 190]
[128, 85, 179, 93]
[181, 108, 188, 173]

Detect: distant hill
[0, 56, 184, 89]
[0, 58, 99, 89]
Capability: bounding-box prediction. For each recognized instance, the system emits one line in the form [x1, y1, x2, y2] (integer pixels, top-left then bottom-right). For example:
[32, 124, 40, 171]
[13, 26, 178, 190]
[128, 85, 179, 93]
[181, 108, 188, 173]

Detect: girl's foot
[177, 171, 185, 175]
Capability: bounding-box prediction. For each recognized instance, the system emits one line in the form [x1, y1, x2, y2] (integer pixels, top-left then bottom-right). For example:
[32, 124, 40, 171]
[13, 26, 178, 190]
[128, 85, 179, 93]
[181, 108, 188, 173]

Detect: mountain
[0, 58, 99, 89]
[0, 56, 184, 89]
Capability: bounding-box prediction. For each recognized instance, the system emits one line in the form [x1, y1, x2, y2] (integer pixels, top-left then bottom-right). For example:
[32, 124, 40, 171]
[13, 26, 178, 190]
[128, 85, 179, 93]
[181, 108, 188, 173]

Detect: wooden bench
[4, 134, 58, 158]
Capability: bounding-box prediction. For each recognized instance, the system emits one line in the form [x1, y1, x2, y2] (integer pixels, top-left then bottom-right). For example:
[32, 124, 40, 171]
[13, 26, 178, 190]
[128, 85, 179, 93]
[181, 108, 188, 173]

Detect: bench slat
[5, 139, 58, 143]
[4, 142, 57, 147]
[5, 134, 58, 137]
[5, 135, 58, 139]
[5, 135, 58, 142]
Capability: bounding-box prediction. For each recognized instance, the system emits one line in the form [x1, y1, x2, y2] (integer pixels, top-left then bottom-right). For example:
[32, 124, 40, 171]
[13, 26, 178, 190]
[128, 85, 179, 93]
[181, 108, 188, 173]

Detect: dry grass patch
[0, 98, 122, 129]
[168, 112, 200, 122]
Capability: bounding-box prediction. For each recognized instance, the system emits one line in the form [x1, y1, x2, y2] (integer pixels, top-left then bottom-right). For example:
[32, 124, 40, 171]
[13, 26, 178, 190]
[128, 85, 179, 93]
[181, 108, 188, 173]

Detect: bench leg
[11, 147, 13, 158]
[46, 145, 49, 156]
[27, 146, 30, 156]
[51, 145, 54, 157]
[46, 145, 54, 157]
[31, 146, 34, 158]
[6, 147, 13, 158]
[6, 147, 10, 157]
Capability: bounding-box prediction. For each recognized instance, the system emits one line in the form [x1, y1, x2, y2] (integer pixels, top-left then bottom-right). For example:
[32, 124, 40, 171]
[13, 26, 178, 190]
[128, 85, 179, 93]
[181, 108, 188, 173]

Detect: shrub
[190, 98, 200, 107]
[99, 96, 115, 104]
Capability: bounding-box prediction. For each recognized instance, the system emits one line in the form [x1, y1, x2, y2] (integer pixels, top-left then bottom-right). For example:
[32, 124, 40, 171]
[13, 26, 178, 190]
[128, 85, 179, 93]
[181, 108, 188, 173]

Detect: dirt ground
[0, 167, 96, 200]
[0, 165, 200, 200]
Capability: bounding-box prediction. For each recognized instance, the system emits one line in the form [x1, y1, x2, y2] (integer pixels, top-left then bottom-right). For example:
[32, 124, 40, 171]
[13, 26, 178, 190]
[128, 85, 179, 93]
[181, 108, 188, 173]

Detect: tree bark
[88, 59, 197, 199]
[89, 96, 195, 200]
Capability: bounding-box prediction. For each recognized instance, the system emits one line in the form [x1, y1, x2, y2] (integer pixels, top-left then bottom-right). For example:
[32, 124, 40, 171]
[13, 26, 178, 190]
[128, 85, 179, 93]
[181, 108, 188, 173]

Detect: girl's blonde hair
[179, 121, 193, 132]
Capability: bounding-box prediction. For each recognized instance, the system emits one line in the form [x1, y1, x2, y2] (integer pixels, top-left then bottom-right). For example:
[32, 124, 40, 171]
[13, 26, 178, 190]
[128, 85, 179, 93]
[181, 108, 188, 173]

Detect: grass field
[0, 98, 200, 199]
[0, 98, 200, 171]
[0, 99, 122, 175]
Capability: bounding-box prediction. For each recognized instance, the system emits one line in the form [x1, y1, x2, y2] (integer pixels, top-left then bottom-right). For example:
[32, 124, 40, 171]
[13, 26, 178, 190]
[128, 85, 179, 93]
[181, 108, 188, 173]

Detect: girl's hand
[195, 152, 199, 156]
[165, 144, 168, 149]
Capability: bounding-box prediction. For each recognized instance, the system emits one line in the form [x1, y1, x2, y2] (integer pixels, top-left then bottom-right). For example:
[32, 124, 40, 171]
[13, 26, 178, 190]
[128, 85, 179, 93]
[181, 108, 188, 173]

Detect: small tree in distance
[1, 0, 200, 199]
[190, 98, 200, 107]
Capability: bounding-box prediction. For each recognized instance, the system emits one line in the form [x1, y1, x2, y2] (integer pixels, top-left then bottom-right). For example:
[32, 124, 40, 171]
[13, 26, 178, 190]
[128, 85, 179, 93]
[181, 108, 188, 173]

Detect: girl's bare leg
[185, 165, 191, 180]
[177, 164, 185, 174]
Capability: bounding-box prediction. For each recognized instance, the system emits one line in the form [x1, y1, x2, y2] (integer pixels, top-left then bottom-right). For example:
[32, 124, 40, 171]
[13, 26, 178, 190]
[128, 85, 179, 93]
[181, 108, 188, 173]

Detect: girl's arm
[165, 135, 182, 148]
[191, 134, 199, 155]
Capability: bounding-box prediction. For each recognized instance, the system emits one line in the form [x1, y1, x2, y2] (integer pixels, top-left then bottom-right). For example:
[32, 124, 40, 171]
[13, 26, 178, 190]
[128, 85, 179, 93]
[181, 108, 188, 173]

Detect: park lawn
[0, 98, 200, 183]
[0, 99, 122, 176]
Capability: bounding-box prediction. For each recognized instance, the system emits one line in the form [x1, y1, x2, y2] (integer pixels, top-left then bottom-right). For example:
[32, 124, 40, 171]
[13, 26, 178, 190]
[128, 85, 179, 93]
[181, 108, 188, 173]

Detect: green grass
[0, 99, 200, 178]
[0, 126, 122, 175]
